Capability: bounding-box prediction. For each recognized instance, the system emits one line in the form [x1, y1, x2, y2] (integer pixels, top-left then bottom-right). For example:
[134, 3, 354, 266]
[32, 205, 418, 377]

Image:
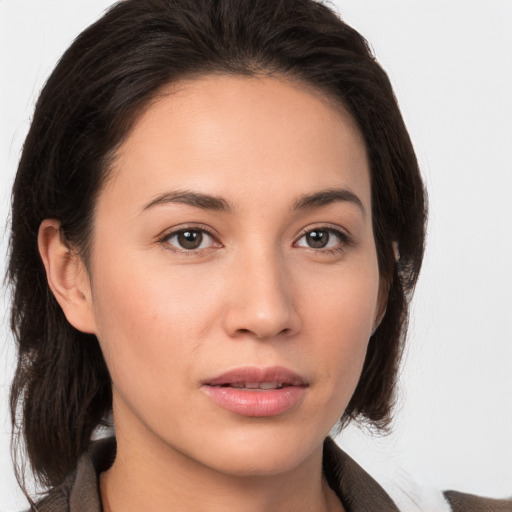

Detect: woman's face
[84, 75, 382, 476]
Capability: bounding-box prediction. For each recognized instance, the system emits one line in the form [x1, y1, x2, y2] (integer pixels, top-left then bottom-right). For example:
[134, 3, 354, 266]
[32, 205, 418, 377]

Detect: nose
[222, 250, 302, 340]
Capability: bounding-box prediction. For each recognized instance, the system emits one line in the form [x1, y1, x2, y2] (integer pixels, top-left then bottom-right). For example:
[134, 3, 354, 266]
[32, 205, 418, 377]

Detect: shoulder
[323, 437, 512, 512]
[444, 490, 512, 512]
[31, 437, 116, 512]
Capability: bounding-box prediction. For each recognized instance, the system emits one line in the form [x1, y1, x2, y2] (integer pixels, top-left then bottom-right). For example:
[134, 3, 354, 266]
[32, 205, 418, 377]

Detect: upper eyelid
[159, 228, 221, 256]
[159, 224, 220, 241]
[293, 226, 352, 251]
[294, 224, 350, 240]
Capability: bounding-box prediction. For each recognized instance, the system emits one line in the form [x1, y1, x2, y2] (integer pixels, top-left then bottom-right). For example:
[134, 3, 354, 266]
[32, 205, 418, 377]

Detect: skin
[39, 75, 384, 512]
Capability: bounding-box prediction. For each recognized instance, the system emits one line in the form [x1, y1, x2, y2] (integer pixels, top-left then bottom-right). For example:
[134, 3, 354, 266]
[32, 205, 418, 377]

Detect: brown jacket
[33, 437, 511, 512]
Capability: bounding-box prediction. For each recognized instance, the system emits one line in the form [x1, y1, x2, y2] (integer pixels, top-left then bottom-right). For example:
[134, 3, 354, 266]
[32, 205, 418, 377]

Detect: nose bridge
[223, 243, 300, 339]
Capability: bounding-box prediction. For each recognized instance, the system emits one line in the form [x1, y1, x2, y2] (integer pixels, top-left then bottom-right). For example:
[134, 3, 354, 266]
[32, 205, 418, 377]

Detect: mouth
[201, 366, 308, 417]
[216, 381, 291, 390]
[202, 365, 307, 388]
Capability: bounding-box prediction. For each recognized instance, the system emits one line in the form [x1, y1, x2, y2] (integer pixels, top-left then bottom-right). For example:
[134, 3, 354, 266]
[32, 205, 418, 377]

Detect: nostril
[235, 326, 292, 340]
[223, 283, 302, 340]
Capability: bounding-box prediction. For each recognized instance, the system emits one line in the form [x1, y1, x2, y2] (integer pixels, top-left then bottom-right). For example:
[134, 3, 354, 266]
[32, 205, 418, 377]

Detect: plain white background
[1, 1, 511, 510]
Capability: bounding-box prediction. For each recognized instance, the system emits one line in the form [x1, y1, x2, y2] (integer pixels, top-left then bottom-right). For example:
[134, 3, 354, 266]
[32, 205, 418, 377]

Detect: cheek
[302, 255, 380, 338]
[300, 257, 380, 396]
[88, 251, 222, 391]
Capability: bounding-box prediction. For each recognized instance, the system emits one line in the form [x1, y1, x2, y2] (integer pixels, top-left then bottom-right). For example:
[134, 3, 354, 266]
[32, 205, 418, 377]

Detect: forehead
[103, 74, 370, 214]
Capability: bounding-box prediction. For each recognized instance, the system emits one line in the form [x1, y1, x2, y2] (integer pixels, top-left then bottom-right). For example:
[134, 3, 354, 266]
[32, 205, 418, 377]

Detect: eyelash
[159, 225, 220, 255]
[159, 225, 351, 256]
[294, 226, 351, 256]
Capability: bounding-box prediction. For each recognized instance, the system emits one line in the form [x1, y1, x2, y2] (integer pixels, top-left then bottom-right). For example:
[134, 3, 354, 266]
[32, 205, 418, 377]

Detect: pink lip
[201, 366, 308, 417]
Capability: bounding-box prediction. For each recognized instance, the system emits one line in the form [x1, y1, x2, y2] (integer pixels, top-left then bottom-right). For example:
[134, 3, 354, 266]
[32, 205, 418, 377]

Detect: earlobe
[374, 285, 389, 333]
[372, 306, 386, 336]
[372, 241, 399, 335]
[373, 277, 391, 335]
[38, 219, 97, 334]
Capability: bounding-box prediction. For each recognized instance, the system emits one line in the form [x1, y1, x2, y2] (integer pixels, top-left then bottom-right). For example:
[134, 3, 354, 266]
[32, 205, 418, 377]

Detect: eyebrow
[142, 190, 232, 213]
[292, 188, 366, 216]
[141, 187, 365, 216]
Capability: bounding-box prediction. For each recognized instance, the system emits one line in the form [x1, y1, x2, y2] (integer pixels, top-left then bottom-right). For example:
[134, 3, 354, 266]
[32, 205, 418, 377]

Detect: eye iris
[306, 230, 328, 248]
[178, 230, 203, 249]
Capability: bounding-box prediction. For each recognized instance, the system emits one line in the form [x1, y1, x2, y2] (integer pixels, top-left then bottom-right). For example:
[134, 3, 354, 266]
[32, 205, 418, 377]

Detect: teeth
[260, 382, 279, 390]
[215, 381, 290, 390]
[224, 382, 285, 390]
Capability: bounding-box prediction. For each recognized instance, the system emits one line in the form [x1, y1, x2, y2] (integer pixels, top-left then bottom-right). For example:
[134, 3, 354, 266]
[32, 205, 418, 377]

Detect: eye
[295, 228, 346, 250]
[163, 229, 217, 251]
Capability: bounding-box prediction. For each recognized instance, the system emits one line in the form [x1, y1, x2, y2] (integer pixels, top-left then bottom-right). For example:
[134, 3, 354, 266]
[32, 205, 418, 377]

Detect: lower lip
[201, 385, 307, 417]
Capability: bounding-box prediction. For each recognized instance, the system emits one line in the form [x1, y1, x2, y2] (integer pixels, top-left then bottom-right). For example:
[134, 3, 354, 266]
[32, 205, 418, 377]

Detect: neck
[100, 427, 343, 512]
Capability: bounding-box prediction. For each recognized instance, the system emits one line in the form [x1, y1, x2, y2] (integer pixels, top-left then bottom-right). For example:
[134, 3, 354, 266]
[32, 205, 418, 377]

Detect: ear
[38, 219, 97, 334]
[372, 290, 387, 335]
[372, 241, 399, 334]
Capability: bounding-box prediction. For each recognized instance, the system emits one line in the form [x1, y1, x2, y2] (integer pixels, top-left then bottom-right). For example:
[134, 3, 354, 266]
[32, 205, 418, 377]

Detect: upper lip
[202, 366, 308, 388]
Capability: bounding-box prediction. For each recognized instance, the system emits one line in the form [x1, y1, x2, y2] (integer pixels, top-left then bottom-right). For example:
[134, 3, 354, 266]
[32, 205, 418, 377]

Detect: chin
[206, 447, 313, 477]
[191, 423, 326, 477]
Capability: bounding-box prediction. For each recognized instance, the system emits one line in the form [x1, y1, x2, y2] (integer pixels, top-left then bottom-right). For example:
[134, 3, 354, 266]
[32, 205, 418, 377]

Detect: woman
[5, 1, 510, 511]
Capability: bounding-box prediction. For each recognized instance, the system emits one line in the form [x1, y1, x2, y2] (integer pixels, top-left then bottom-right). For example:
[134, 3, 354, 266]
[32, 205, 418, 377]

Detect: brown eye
[295, 228, 346, 250]
[305, 230, 329, 248]
[178, 230, 203, 249]
[165, 229, 215, 251]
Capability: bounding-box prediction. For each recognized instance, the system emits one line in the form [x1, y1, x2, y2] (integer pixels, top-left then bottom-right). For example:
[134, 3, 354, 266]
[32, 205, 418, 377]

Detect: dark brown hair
[8, 0, 426, 494]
